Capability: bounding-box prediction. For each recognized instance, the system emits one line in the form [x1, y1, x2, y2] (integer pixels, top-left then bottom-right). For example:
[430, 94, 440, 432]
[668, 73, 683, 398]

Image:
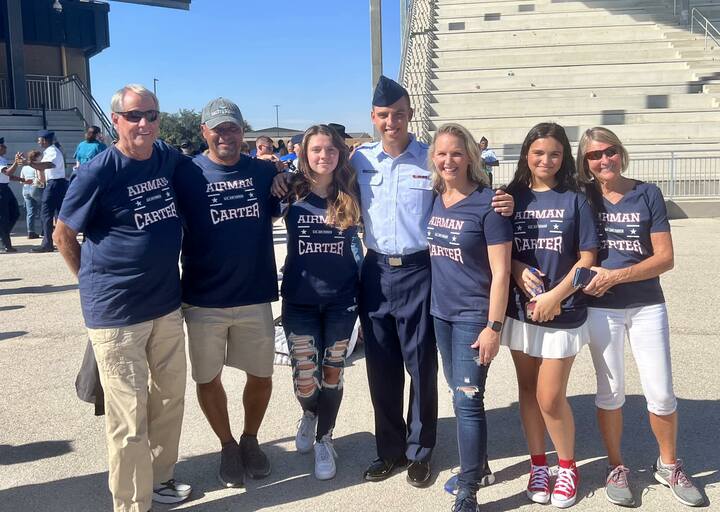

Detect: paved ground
[0, 219, 718, 512]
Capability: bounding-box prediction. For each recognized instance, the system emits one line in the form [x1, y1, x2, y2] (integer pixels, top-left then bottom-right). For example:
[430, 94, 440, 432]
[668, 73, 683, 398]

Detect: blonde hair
[428, 123, 489, 194]
[576, 126, 629, 184]
[291, 125, 361, 231]
[110, 84, 159, 113]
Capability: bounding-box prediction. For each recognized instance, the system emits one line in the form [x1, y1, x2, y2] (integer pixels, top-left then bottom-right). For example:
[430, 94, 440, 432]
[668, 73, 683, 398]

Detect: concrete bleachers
[401, 0, 720, 159]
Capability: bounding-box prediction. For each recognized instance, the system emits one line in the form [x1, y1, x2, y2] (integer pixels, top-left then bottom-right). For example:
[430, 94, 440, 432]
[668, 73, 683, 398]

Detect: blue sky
[90, 1, 403, 133]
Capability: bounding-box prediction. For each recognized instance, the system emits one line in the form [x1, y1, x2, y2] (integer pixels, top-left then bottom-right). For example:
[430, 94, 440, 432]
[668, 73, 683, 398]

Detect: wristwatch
[487, 320, 503, 333]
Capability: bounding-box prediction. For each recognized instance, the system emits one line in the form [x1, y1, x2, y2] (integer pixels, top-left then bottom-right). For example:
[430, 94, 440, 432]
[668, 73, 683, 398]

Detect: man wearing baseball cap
[173, 97, 281, 488]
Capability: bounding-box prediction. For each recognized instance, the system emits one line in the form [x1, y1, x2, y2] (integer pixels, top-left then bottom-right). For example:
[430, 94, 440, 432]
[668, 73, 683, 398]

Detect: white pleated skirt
[500, 316, 588, 359]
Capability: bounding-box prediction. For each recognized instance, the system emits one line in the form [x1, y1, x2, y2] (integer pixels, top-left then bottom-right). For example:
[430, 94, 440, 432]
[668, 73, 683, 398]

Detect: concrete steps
[401, 0, 720, 158]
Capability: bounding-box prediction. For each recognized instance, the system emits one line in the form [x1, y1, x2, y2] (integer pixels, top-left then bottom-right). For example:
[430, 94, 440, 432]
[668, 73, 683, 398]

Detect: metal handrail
[60, 75, 116, 141]
[691, 8, 720, 50]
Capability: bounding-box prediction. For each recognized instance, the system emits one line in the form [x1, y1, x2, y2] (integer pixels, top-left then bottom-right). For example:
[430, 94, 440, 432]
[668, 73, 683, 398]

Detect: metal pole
[370, 0, 383, 140]
[153, 78, 159, 95]
[274, 104, 280, 138]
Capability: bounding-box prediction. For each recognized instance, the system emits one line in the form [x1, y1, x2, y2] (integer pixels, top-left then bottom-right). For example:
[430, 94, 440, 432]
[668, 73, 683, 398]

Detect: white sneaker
[295, 411, 317, 454]
[152, 479, 191, 504]
[314, 434, 337, 480]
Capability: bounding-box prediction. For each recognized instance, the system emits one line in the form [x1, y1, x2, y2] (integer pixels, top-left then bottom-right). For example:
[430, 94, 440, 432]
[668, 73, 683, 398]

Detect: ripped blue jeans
[434, 317, 490, 495]
[282, 300, 358, 440]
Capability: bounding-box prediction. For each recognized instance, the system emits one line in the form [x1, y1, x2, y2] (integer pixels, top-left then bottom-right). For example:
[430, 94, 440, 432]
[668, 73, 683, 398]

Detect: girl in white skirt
[501, 123, 598, 509]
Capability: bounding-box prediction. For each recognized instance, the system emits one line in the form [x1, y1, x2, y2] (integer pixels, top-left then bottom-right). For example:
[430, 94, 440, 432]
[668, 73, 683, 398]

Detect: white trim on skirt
[500, 316, 588, 359]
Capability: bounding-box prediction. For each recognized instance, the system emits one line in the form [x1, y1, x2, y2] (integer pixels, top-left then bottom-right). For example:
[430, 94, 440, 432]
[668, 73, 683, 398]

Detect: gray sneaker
[605, 465, 634, 507]
[653, 457, 704, 507]
[240, 434, 271, 479]
[218, 441, 244, 488]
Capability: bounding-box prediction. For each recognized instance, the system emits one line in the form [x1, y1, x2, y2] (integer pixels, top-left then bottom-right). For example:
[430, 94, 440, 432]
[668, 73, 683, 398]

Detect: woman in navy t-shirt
[280, 125, 361, 481]
[427, 123, 513, 512]
[576, 127, 702, 507]
[501, 123, 598, 508]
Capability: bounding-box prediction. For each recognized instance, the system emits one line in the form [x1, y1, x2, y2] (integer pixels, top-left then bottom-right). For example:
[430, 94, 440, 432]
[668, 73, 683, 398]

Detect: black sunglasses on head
[114, 110, 160, 123]
[585, 146, 619, 161]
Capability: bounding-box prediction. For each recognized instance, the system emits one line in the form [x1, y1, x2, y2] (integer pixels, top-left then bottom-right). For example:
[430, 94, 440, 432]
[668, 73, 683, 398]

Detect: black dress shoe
[406, 460, 432, 487]
[3, 247, 17, 253]
[28, 232, 39, 239]
[363, 456, 408, 482]
[31, 246, 54, 253]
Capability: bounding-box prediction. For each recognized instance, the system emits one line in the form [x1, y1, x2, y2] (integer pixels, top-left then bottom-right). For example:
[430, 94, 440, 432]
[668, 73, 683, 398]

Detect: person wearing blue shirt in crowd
[53, 84, 192, 512]
[501, 122, 598, 509]
[576, 127, 703, 508]
[20, 150, 44, 239]
[349, 76, 515, 487]
[280, 124, 361, 481]
[173, 98, 279, 489]
[426, 123, 513, 512]
[74, 125, 107, 167]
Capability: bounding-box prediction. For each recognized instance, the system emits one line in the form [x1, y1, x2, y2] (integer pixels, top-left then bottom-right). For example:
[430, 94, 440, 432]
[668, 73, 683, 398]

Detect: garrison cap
[37, 130, 55, 140]
[327, 123, 351, 139]
[372, 75, 409, 107]
[290, 134, 303, 146]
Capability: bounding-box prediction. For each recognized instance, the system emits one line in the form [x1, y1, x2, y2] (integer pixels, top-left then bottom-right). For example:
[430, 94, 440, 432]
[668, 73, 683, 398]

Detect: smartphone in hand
[573, 267, 597, 289]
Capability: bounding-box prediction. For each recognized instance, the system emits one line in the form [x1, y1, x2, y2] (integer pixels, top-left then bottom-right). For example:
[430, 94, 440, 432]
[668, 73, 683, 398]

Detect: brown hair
[290, 125, 361, 230]
[27, 150, 42, 162]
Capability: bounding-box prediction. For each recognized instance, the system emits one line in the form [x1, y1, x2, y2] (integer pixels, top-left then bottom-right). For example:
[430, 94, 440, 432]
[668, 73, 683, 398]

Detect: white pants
[587, 304, 677, 416]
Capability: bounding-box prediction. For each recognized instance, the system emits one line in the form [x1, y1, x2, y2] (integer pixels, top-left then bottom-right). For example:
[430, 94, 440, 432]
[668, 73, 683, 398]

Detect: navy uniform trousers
[40, 178, 68, 249]
[0, 183, 19, 249]
[359, 249, 438, 463]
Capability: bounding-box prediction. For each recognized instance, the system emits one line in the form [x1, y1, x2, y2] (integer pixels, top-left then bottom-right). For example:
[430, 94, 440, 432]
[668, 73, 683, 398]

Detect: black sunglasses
[585, 146, 619, 161]
[114, 110, 160, 123]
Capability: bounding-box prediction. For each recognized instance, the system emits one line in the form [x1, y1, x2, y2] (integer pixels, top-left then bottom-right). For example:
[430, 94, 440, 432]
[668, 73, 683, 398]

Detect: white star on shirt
[248, 192, 254, 198]
[553, 224, 559, 230]
[166, 191, 171, 197]
[301, 229, 307, 235]
[135, 200, 142, 206]
[212, 197, 218, 203]
[516, 225, 522, 231]
[452, 235, 457, 242]
[630, 229, 637, 234]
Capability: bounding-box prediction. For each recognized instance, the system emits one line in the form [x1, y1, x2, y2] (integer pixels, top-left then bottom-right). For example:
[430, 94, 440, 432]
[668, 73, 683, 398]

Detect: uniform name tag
[412, 174, 430, 180]
[362, 169, 379, 174]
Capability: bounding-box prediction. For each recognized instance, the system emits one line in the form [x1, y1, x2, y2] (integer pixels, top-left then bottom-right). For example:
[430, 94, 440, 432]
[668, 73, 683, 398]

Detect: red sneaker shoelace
[553, 466, 579, 499]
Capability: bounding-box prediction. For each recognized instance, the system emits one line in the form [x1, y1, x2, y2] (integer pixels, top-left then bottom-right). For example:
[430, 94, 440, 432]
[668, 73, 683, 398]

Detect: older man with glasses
[54, 84, 191, 512]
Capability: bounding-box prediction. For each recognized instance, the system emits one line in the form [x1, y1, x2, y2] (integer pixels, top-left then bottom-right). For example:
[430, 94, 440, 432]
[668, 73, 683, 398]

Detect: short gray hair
[110, 84, 159, 113]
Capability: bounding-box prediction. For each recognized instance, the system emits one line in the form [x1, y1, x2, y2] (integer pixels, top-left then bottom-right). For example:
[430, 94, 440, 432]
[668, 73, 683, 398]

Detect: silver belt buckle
[388, 256, 403, 267]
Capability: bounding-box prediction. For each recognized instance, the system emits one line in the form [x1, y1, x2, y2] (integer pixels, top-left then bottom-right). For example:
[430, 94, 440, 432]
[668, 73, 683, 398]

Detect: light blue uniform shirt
[351, 134, 434, 255]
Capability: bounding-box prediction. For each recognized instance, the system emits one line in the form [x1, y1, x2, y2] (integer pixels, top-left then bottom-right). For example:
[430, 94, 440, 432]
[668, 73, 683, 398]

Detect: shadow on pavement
[0, 396, 715, 511]
[0, 330, 28, 341]
[0, 305, 24, 312]
[0, 284, 78, 296]
[0, 440, 74, 465]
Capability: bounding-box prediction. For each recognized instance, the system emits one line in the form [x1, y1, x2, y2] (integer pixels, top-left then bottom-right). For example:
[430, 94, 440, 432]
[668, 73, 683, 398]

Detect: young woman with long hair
[280, 124, 362, 480]
[502, 122, 598, 508]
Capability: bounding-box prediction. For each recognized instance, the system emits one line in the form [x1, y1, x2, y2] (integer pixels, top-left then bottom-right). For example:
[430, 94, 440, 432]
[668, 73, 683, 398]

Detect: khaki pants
[88, 309, 186, 512]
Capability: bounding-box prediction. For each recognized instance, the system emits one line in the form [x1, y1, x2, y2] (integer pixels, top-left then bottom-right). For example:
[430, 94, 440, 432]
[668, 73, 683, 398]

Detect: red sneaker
[551, 464, 579, 508]
[526, 464, 550, 504]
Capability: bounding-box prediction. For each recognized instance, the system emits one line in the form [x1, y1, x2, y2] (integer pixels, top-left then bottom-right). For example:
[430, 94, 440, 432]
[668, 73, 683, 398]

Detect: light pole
[274, 104, 280, 138]
[153, 78, 159, 96]
[370, 0, 383, 140]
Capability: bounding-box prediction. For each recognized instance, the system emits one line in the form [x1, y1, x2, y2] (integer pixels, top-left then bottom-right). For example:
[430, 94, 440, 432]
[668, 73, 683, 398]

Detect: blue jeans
[434, 317, 489, 495]
[282, 300, 358, 440]
[22, 185, 42, 234]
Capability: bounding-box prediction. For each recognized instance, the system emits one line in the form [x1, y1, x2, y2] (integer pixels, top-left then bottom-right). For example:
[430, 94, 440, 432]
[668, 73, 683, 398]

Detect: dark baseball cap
[201, 98, 244, 129]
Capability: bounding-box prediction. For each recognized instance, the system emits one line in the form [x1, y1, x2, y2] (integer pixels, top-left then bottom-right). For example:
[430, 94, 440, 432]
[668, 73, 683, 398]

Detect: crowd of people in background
[0, 76, 706, 512]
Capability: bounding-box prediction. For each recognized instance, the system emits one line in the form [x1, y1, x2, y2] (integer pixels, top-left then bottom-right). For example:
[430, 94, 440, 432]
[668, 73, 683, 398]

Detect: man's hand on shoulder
[492, 188, 514, 217]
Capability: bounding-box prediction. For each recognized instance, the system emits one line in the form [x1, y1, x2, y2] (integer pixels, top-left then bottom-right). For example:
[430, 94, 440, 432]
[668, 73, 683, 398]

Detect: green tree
[159, 109, 252, 150]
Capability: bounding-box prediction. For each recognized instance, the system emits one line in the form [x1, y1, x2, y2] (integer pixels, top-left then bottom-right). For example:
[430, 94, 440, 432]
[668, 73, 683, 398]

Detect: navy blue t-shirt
[507, 186, 599, 328]
[173, 153, 280, 308]
[591, 181, 670, 309]
[59, 141, 183, 328]
[428, 187, 513, 323]
[281, 193, 359, 304]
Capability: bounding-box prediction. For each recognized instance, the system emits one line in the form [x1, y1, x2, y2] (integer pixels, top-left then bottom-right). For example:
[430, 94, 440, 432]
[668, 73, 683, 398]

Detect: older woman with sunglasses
[577, 127, 703, 508]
